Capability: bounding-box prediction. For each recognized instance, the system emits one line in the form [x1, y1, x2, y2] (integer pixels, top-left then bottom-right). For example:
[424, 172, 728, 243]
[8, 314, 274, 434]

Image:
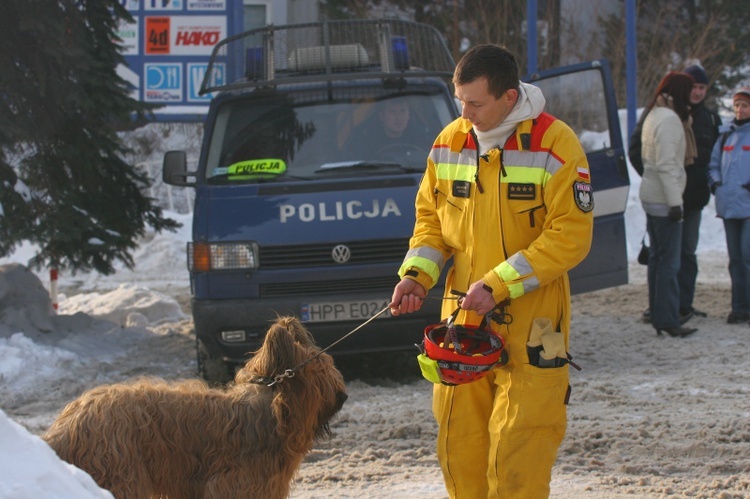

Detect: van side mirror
[163, 150, 196, 186]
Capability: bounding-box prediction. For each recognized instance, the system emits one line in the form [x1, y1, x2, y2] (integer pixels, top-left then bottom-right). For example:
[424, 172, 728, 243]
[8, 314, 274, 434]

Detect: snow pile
[0, 411, 113, 499]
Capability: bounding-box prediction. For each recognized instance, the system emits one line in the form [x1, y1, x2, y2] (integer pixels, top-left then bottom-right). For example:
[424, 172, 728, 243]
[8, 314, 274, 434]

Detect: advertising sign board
[119, 0, 234, 120]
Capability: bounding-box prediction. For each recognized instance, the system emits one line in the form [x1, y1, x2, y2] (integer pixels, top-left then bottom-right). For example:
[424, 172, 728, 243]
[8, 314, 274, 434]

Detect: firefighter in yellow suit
[389, 45, 594, 498]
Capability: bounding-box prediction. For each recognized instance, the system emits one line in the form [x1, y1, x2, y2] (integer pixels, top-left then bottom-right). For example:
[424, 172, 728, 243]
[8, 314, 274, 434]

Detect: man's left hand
[460, 280, 496, 315]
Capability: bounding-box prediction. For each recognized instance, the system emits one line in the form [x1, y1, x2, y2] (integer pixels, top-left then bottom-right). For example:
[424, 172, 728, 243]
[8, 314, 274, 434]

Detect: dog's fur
[43, 316, 347, 499]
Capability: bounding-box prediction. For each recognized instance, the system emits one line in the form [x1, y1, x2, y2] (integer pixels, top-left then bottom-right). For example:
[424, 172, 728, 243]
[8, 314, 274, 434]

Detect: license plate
[300, 300, 392, 323]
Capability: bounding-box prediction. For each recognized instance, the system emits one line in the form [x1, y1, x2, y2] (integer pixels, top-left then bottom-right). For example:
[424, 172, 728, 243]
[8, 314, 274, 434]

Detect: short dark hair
[648, 71, 694, 121]
[453, 44, 520, 99]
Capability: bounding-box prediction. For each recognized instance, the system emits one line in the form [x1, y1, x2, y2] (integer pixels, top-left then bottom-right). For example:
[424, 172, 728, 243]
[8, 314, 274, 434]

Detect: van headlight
[188, 242, 259, 272]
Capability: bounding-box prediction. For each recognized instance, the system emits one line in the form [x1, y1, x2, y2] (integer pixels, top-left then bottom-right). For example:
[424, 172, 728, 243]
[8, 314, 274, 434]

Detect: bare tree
[320, 0, 750, 112]
[600, 0, 750, 111]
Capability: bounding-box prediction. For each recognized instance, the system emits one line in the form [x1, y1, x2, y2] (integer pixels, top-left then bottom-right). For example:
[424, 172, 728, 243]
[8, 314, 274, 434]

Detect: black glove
[667, 205, 683, 221]
[711, 182, 722, 194]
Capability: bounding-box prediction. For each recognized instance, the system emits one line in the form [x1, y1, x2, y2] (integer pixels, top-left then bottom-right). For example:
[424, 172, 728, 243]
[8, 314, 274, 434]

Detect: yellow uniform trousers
[432, 356, 569, 498]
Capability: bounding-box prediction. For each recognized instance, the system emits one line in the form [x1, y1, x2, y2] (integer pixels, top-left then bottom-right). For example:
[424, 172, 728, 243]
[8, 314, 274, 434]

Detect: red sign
[175, 29, 221, 47]
[146, 17, 170, 54]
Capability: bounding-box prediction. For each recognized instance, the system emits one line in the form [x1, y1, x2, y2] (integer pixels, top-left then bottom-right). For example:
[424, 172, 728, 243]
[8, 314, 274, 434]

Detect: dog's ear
[234, 316, 319, 385]
[255, 320, 300, 375]
[279, 316, 316, 348]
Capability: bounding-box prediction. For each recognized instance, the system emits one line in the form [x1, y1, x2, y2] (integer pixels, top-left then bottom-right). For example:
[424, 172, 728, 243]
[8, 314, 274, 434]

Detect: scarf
[655, 94, 698, 166]
[474, 82, 546, 155]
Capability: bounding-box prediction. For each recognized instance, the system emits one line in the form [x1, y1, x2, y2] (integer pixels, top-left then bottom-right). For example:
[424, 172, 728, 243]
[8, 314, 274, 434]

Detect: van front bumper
[191, 290, 445, 365]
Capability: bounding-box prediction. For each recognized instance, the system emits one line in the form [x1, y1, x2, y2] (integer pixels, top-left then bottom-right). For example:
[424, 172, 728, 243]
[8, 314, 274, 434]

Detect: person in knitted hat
[684, 64, 709, 85]
[707, 86, 750, 324]
[734, 87, 750, 104]
[674, 63, 722, 322]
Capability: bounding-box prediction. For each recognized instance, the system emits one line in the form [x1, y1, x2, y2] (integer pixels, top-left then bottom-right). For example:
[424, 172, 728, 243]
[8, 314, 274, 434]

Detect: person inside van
[342, 98, 428, 161]
[377, 98, 412, 140]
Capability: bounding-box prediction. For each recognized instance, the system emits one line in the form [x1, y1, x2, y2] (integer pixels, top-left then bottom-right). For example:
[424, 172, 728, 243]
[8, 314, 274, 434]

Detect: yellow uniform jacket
[400, 112, 593, 351]
[400, 111, 594, 498]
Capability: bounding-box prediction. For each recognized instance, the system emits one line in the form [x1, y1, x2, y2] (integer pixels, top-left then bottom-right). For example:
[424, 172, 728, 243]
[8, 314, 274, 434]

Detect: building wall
[286, 0, 319, 24]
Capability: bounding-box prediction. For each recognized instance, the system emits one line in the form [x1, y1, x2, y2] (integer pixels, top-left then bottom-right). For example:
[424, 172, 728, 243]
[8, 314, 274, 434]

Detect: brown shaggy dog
[43, 316, 347, 499]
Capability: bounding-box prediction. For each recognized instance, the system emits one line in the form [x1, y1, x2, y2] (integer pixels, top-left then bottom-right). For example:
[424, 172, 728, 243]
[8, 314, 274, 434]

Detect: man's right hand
[389, 278, 427, 316]
[667, 205, 683, 221]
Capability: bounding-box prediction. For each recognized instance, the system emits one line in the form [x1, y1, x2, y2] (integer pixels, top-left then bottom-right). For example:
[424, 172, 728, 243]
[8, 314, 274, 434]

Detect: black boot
[655, 326, 697, 338]
[727, 311, 750, 324]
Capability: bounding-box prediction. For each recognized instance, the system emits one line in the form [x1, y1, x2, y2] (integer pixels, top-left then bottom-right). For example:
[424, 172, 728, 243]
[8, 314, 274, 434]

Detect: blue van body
[527, 60, 630, 293]
[163, 20, 629, 382]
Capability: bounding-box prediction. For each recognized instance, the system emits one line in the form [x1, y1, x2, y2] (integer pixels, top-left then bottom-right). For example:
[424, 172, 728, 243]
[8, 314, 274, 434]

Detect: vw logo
[331, 244, 351, 264]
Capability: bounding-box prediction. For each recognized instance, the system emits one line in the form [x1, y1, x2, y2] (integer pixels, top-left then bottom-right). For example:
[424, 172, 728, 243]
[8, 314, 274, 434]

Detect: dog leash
[259, 297, 462, 387]
[259, 305, 392, 387]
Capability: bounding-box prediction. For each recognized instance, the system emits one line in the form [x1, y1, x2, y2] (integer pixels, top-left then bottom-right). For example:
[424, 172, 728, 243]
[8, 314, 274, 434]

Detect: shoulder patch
[573, 181, 594, 213]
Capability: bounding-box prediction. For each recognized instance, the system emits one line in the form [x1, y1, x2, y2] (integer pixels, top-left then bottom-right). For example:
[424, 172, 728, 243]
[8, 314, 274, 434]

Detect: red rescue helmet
[420, 319, 507, 386]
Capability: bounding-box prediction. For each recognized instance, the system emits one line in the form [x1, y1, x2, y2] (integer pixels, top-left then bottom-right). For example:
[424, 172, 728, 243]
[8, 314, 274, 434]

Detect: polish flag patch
[577, 167, 590, 180]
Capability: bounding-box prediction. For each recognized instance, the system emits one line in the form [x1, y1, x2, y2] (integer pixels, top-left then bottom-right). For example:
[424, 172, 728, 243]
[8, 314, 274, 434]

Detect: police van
[163, 19, 629, 382]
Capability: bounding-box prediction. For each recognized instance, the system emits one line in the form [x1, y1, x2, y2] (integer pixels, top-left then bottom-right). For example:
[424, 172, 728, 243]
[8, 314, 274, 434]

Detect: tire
[196, 338, 233, 384]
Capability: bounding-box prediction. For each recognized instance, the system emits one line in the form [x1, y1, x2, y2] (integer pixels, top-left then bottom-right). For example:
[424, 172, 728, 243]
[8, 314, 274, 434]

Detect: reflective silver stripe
[497, 253, 540, 298]
[521, 275, 540, 294]
[507, 252, 533, 276]
[506, 251, 539, 294]
[430, 148, 475, 172]
[403, 246, 445, 269]
[503, 150, 564, 176]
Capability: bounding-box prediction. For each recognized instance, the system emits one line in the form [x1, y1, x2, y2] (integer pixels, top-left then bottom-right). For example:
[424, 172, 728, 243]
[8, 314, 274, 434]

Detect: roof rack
[200, 18, 456, 95]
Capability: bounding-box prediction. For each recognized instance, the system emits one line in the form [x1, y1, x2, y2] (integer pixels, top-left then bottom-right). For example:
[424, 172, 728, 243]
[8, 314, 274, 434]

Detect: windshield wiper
[314, 161, 423, 174]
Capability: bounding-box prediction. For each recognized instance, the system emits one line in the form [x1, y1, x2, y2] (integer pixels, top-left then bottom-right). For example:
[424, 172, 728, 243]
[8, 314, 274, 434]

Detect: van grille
[259, 238, 409, 269]
[260, 276, 399, 298]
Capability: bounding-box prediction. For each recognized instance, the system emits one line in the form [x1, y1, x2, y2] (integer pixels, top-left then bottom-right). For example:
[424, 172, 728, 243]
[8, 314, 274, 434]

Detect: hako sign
[145, 16, 226, 55]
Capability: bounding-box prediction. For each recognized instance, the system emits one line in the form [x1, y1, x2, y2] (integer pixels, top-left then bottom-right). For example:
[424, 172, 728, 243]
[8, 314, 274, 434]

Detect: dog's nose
[336, 391, 348, 409]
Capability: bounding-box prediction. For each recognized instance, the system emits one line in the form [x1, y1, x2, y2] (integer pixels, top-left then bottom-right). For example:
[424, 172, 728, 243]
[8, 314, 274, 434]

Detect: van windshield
[204, 88, 454, 182]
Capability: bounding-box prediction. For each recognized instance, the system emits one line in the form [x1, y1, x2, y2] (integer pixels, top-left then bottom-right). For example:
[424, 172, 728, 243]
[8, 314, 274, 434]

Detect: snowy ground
[1, 129, 749, 496]
[2, 248, 749, 498]
[2, 204, 750, 498]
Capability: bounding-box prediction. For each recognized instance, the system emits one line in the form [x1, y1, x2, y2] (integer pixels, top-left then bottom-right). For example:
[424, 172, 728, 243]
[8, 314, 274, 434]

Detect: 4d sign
[145, 16, 226, 55]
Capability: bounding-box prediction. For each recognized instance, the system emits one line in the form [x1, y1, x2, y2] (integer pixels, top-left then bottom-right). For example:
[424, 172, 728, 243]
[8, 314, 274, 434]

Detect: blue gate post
[527, 0, 538, 75]
[626, 0, 637, 139]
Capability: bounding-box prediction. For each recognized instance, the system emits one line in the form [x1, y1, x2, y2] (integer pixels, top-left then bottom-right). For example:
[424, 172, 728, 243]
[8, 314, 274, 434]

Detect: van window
[204, 89, 453, 182]
[530, 68, 611, 153]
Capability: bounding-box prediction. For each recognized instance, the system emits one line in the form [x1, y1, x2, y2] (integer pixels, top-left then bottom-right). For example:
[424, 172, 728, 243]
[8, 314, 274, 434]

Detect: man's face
[690, 83, 708, 105]
[379, 101, 410, 138]
[454, 77, 518, 132]
[734, 98, 750, 121]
